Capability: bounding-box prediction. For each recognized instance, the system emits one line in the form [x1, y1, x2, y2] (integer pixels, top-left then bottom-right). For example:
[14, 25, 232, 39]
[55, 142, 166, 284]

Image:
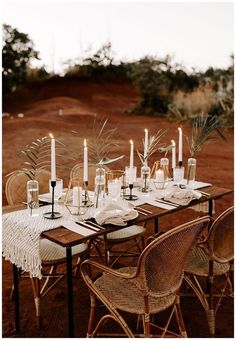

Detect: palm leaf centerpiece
[187, 113, 226, 158]
[137, 129, 166, 166]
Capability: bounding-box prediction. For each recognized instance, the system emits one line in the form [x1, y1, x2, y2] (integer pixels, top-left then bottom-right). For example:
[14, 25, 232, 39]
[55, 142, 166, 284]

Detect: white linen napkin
[94, 202, 138, 226]
[161, 187, 202, 206]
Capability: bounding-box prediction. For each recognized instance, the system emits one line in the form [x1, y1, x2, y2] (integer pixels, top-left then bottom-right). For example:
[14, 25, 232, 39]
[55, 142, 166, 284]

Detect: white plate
[39, 192, 66, 203]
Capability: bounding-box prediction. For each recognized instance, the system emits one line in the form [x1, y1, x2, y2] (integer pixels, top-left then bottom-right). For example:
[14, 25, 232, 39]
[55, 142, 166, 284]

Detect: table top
[41, 185, 233, 248]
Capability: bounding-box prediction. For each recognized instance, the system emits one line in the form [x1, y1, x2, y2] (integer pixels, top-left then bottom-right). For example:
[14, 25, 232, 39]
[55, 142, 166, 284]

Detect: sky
[2, 1, 234, 74]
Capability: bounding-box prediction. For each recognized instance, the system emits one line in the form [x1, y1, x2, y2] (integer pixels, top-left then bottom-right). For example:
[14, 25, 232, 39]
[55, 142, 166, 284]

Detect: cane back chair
[80, 216, 210, 338]
[70, 163, 145, 267]
[184, 206, 234, 337]
[4, 170, 88, 328]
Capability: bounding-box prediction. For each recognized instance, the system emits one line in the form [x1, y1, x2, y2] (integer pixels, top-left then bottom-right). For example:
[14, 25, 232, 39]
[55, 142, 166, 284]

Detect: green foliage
[64, 42, 129, 80]
[127, 56, 171, 115]
[2, 24, 39, 95]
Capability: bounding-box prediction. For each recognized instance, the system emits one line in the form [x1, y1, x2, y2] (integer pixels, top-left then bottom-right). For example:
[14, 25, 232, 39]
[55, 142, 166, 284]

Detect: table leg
[66, 246, 74, 337]
[208, 199, 213, 217]
[154, 217, 158, 234]
[13, 264, 20, 334]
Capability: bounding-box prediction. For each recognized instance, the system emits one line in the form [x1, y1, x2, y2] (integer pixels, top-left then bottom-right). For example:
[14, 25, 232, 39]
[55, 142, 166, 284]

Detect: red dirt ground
[2, 79, 234, 337]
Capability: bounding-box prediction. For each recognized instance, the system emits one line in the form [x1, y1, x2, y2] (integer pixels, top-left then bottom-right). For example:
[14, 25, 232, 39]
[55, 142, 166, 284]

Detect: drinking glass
[125, 166, 137, 185]
[173, 167, 185, 184]
[27, 179, 39, 216]
[106, 170, 124, 200]
[187, 158, 197, 189]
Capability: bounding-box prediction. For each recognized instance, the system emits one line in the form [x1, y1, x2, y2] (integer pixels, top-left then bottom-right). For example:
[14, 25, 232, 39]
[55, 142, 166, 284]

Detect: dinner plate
[39, 192, 66, 203]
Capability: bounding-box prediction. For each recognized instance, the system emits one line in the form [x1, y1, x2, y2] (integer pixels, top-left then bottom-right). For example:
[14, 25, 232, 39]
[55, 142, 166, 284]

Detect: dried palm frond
[88, 117, 120, 163]
[186, 113, 226, 158]
[158, 143, 173, 157]
[6, 136, 76, 180]
[137, 129, 166, 165]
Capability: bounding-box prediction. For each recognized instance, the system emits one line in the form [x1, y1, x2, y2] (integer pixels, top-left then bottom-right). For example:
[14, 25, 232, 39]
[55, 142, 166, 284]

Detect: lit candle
[144, 128, 148, 160]
[178, 127, 183, 164]
[129, 140, 134, 185]
[49, 133, 56, 181]
[83, 139, 88, 182]
[171, 140, 176, 169]
[72, 186, 83, 206]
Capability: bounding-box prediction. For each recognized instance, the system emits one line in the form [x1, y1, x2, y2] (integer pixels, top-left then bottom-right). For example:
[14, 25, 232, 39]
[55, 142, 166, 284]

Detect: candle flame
[171, 140, 175, 146]
[178, 127, 182, 132]
[49, 133, 54, 139]
[144, 128, 148, 133]
[84, 139, 87, 147]
[130, 140, 133, 145]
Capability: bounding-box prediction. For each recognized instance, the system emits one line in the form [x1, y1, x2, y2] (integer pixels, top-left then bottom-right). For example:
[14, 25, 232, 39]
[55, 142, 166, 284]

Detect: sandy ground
[2, 79, 234, 206]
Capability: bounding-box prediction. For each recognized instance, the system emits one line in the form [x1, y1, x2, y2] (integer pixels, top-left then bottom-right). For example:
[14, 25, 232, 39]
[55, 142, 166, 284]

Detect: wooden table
[12, 185, 233, 337]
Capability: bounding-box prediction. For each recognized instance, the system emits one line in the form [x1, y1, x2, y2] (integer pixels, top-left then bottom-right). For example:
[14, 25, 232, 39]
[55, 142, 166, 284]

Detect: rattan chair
[4, 170, 89, 328]
[5, 170, 51, 205]
[184, 206, 234, 337]
[80, 216, 210, 338]
[70, 163, 145, 267]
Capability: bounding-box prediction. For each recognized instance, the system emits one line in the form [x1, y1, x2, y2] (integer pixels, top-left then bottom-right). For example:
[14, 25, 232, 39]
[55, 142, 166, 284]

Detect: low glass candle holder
[152, 179, 169, 190]
[64, 177, 92, 216]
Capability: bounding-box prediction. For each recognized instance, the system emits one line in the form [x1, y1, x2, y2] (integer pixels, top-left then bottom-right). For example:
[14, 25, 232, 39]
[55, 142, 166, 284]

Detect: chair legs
[31, 278, 41, 329]
[175, 297, 187, 337]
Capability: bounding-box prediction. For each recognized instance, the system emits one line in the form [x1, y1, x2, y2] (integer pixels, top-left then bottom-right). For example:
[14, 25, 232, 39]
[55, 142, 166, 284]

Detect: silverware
[155, 199, 180, 208]
[136, 206, 152, 214]
[196, 190, 210, 197]
[86, 220, 105, 230]
[134, 208, 148, 216]
[75, 221, 99, 232]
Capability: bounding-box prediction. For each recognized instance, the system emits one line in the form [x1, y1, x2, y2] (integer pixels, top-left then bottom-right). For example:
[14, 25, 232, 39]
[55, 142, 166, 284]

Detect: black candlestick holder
[83, 180, 92, 207]
[124, 184, 138, 201]
[43, 180, 62, 219]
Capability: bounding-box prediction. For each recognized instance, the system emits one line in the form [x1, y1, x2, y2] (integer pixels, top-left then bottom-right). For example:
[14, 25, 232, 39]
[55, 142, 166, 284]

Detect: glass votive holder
[49, 178, 63, 200]
[107, 179, 121, 200]
[187, 158, 197, 189]
[173, 166, 185, 184]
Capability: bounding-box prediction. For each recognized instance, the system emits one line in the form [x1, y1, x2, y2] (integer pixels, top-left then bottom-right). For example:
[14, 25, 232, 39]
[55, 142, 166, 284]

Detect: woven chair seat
[105, 225, 145, 241]
[94, 267, 176, 314]
[185, 246, 230, 277]
[40, 239, 88, 265]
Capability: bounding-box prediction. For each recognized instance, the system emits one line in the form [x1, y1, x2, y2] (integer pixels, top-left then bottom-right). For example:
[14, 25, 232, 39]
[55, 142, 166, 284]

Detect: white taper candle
[83, 139, 88, 182]
[178, 127, 183, 163]
[49, 133, 56, 181]
[171, 140, 176, 169]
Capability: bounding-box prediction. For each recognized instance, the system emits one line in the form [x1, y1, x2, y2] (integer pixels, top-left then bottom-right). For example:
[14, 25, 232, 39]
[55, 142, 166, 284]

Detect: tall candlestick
[178, 127, 183, 163]
[171, 140, 176, 169]
[129, 140, 134, 185]
[49, 133, 56, 181]
[144, 128, 148, 160]
[83, 139, 88, 182]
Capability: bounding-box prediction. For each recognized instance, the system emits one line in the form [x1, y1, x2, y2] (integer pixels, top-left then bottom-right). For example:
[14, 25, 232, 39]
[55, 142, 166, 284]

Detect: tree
[2, 24, 39, 95]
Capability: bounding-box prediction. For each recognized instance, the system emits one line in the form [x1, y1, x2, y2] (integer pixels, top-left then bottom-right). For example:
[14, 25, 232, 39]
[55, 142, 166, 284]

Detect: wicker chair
[5, 170, 51, 205]
[4, 170, 89, 328]
[80, 216, 210, 338]
[70, 163, 145, 267]
[184, 206, 234, 337]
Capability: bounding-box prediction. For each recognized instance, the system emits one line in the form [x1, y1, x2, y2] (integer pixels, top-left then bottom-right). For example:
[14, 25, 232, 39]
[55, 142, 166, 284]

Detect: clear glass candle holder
[187, 158, 197, 189]
[27, 179, 39, 216]
[141, 165, 151, 192]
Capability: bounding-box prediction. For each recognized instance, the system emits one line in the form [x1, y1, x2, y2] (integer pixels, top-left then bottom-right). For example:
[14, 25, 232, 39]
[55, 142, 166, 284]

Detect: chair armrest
[81, 259, 138, 280]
